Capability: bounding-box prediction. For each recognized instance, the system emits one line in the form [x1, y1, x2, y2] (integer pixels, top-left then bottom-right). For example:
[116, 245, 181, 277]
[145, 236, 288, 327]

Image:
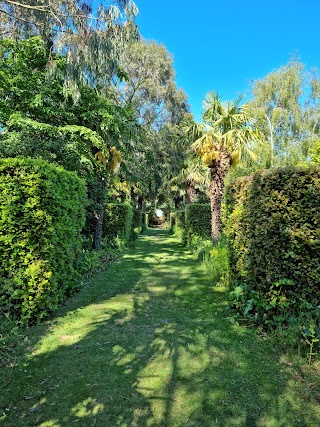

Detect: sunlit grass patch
[1, 228, 319, 426]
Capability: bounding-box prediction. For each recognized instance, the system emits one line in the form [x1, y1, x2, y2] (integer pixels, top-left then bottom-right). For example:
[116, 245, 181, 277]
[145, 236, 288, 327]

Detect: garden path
[1, 228, 320, 426]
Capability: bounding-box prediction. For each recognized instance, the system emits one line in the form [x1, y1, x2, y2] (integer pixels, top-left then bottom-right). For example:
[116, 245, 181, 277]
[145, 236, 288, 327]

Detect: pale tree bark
[209, 148, 231, 243]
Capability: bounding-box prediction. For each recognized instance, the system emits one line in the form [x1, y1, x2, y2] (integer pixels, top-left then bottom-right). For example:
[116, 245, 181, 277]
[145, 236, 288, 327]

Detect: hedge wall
[169, 212, 176, 233]
[224, 167, 320, 319]
[185, 204, 211, 240]
[131, 209, 143, 239]
[175, 210, 186, 229]
[132, 209, 142, 231]
[0, 158, 86, 322]
[103, 203, 133, 245]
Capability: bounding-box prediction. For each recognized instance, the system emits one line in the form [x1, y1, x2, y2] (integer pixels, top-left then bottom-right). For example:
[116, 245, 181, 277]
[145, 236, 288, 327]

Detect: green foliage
[174, 209, 186, 243]
[103, 203, 133, 246]
[185, 203, 211, 243]
[0, 158, 86, 323]
[142, 212, 148, 232]
[131, 209, 143, 240]
[175, 209, 186, 228]
[169, 212, 176, 233]
[224, 167, 320, 327]
[132, 209, 143, 230]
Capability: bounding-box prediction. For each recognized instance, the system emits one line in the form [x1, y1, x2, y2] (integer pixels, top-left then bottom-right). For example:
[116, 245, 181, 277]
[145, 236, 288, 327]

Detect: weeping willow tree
[0, 0, 139, 95]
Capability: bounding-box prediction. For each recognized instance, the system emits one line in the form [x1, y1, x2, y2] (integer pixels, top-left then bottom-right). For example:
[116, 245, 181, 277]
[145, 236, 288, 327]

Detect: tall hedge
[185, 204, 211, 240]
[132, 209, 142, 231]
[103, 203, 133, 245]
[175, 210, 186, 229]
[224, 167, 320, 316]
[0, 158, 86, 322]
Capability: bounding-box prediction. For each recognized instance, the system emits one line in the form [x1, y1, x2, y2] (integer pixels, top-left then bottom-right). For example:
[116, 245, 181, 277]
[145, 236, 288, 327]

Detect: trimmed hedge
[185, 204, 211, 240]
[175, 210, 186, 229]
[142, 212, 148, 232]
[0, 158, 86, 322]
[131, 209, 143, 240]
[169, 212, 176, 233]
[224, 167, 320, 321]
[132, 209, 142, 231]
[103, 203, 133, 245]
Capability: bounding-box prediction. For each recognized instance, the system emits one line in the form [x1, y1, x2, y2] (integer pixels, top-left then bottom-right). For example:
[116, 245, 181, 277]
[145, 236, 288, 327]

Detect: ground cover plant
[1, 229, 319, 427]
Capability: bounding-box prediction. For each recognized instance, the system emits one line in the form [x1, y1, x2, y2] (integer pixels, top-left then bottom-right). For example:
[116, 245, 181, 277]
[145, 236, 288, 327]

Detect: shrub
[130, 209, 143, 241]
[142, 212, 148, 232]
[0, 158, 86, 323]
[185, 203, 211, 243]
[103, 203, 133, 246]
[224, 167, 320, 325]
[169, 212, 176, 233]
[174, 209, 186, 244]
[132, 209, 142, 229]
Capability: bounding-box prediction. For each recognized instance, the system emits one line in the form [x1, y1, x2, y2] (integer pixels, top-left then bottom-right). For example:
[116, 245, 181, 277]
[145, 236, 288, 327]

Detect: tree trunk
[174, 195, 183, 210]
[185, 178, 195, 204]
[93, 178, 106, 250]
[209, 148, 231, 243]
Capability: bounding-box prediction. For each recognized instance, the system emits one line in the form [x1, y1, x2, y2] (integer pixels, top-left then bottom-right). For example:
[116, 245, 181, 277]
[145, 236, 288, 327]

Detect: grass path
[1, 229, 320, 427]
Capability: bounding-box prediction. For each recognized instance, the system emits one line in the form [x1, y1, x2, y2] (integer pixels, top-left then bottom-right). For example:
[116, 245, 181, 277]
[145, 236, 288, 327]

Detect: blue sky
[135, 0, 320, 121]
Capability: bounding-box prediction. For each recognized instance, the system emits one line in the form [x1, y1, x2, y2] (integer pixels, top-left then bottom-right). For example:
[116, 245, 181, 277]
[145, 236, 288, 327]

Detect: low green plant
[301, 323, 320, 365]
[203, 238, 229, 286]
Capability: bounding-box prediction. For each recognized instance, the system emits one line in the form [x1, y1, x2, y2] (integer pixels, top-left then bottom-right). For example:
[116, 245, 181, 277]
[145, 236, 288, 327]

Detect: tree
[171, 155, 209, 205]
[250, 60, 306, 167]
[113, 40, 189, 127]
[0, 1, 139, 97]
[188, 92, 261, 242]
[0, 37, 132, 249]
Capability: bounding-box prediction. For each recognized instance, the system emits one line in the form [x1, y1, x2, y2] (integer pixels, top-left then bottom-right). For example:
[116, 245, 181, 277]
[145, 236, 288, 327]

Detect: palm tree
[176, 156, 210, 204]
[189, 92, 262, 242]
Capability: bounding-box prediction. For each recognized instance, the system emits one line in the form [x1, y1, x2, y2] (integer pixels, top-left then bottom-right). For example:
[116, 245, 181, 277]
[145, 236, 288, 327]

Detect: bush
[103, 203, 133, 246]
[132, 209, 142, 231]
[185, 203, 211, 243]
[224, 167, 320, 326]
[0, 158, 86, 323]
[169, 212, 176, 233]
[130, 209, 143, 241]
[174, 209, 186, 243]
[142, 212, 148, 232]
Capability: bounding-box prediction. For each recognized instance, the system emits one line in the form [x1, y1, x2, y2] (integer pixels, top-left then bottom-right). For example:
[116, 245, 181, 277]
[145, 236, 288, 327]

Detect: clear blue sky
[135, 0, 320, 121]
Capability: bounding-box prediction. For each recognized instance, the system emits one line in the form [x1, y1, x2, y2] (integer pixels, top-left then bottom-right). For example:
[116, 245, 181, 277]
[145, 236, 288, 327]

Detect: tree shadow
[1, 228, 319, 426]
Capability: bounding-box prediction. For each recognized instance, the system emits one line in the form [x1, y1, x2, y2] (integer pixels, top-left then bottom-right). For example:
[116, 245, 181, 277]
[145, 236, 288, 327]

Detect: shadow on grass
[1, 229, 319, 426]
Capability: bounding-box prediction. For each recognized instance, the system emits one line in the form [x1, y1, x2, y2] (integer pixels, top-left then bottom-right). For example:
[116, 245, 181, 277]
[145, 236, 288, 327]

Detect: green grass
[1, 228, 320, 426]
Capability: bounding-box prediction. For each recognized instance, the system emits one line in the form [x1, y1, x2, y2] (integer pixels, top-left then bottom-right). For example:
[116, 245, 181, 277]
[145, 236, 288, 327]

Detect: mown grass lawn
[1, 228, 320, 427]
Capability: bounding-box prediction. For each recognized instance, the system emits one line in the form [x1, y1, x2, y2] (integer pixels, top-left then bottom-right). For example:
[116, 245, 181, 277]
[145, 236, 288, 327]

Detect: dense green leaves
[103, 203, 133, 246]
[0, 158, 86, 323]
[185, 203, 211, 241]
[224, 167, 320, 323]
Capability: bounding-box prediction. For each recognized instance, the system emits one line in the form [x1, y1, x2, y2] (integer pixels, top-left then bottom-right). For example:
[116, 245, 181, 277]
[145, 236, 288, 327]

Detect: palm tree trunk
[209, 150, 231, 243]
[185, 179, 195, 204]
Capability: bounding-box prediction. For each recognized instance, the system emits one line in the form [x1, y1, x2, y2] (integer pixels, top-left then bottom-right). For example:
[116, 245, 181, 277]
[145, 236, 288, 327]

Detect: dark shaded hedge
[142, 212, 148, 231]
[175, 210, 186, 229]
[131, 209, 143, 239]
[185, 204, 211, 240]
[103, 203, 133, 245]
[132, 209, 142, 231]
[224, 167, 320, 311]
[0, 158, 86, 323]
[169, 212, 176, 233]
